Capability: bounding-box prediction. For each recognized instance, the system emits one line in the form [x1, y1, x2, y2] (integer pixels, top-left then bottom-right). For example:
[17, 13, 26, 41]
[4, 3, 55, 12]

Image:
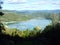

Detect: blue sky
[1, 0, 60, 10]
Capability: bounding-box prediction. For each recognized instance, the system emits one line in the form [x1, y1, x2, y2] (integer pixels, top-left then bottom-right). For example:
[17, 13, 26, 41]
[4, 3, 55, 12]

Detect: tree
[0, 1, 4, 16]
[34, 26, 41, 32]
[29, 26, 41, 37]
[24, 29, 30, 37]
[50, 13, 59, 26]
[0, 1, 4, 33]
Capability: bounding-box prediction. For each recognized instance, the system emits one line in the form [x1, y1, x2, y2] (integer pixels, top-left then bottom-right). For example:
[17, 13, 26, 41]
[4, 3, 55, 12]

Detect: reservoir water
[7, 19, 52, 30]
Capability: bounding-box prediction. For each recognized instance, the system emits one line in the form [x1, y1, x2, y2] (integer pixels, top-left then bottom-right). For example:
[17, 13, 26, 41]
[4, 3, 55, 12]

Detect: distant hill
[1, 10, 60, 22]
[16, 10, 60, 13]
[1, 10, 33, 22]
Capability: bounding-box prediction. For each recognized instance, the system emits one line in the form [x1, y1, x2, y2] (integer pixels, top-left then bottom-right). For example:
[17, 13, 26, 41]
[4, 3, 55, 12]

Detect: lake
[7, 19, 52, 31]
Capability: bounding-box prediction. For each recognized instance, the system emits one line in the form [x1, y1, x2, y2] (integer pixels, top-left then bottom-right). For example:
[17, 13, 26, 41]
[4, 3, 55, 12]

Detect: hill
[1, 10, 60, 22]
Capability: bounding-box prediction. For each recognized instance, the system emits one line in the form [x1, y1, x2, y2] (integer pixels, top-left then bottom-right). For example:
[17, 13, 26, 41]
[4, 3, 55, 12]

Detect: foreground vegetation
[0, 23, 60, 45]
[2, 26, 41, 38]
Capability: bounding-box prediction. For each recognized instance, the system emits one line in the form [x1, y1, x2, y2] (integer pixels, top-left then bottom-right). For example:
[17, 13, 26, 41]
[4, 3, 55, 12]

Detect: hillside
[1, 10, 34, 22]
[1, 10, 60, 22]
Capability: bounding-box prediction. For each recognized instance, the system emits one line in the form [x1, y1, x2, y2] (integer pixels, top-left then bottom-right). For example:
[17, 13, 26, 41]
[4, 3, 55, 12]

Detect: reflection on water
[7, 19, 52, 30]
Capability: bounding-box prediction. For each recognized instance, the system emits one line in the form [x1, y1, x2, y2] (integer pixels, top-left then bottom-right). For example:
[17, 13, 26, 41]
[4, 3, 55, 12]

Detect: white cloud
[3, 0, 60, 10]
[52, 1, 60, 5]
[4, 0, 60, 5]
[4, 0, 28, 3]
[31, 0, 60, 5]
[32, 1, 48, 5]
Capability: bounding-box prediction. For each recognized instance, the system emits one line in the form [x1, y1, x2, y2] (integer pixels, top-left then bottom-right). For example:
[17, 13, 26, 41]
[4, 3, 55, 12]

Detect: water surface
[7, 19, 51, 30]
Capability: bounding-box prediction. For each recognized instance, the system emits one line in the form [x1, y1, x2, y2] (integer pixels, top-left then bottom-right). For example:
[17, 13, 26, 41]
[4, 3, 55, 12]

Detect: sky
[1, 0, 60, 10]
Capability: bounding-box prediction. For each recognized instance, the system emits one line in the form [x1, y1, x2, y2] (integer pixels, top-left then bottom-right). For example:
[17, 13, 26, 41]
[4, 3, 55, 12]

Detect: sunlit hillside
[1, 10, 60, 22]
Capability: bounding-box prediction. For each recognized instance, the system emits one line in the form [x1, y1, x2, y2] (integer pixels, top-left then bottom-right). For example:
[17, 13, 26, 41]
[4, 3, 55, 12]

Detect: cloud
[3, 0, 60, 10]
[4, 0, 28, 3]
[4, 0, 60, 6]
[31, 0, 60, 6]
[52, 1, 60, 5]
[31, 1, 48, 5]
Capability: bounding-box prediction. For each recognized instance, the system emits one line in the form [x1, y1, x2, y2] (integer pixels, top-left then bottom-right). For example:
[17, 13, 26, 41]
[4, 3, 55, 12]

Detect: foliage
[50, 13, 60, 26]
[0, 22, 60, 45]
[24, 29, 31, 37]
[2, 26, 41, 38]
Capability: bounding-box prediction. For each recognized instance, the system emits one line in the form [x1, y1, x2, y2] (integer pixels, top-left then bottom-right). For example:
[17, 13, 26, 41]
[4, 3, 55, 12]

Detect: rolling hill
[1, 10, 60, 22]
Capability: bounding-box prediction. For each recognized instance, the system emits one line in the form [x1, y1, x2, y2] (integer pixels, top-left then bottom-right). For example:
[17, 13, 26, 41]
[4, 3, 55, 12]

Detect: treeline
[0, 23, 60, 45]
